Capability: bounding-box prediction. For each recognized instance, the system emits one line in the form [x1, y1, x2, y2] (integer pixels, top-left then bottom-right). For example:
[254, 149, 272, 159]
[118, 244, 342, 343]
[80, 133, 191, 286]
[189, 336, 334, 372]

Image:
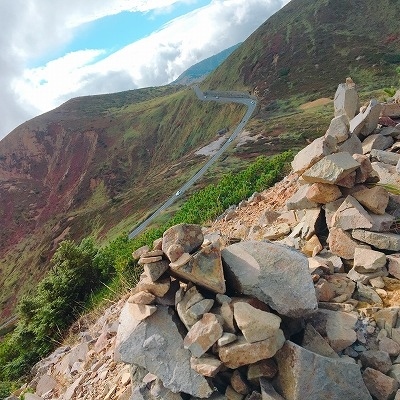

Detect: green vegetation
[0, 151, 292, 396]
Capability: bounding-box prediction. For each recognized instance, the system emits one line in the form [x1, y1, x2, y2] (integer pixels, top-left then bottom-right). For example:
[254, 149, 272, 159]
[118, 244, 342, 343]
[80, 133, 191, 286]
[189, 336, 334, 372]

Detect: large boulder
[115, 305, 213, 398]
[274, 341, 372, 400]
[221, 241, 317, 318]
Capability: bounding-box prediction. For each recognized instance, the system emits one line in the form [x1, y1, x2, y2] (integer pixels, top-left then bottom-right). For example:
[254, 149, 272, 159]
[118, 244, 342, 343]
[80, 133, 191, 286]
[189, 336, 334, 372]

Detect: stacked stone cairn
[114, 80, 400, 400]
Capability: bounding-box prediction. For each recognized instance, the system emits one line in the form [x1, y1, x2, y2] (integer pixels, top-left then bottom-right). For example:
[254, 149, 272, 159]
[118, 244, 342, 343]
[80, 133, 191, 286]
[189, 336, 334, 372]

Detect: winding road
[128, 85, 257, 239]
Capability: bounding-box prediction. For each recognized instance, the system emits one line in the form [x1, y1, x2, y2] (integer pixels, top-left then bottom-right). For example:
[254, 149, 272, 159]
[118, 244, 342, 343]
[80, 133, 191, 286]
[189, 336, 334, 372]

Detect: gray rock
[275, 341, 372, 400]
[372, 162, 400, 187]
[370, 213, 395, 232]
[338, 133, 363, 155]
[291, 136, 336, 174]
[352, 230, 400, 251]
[117, 306, 213, 398]
[183, 313, 223, 357]
[331, 195, 373, 230]
[308, 309, 357, 352]
[360, 350, 392, 374]
[350, 99, 382, 137]
[370, 149, 400, 166]
[221, 241, 318, 318]
[325, 114, 350, 144]
[334, 82, 359, 120]
[363, 134, 394, 154]
[170, 242, 226, 294]
[302, 152, 360, 185]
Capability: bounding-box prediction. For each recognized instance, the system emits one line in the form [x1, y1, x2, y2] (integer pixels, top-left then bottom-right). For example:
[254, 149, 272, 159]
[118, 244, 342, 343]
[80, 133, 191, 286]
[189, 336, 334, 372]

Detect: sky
[0, 0, 290, 140]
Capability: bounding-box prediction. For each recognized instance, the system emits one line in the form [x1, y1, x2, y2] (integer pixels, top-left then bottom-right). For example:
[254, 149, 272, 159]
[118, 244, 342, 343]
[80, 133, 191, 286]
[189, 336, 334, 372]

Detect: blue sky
[29, 1, 211, 68]
[0, 0, 291, 139]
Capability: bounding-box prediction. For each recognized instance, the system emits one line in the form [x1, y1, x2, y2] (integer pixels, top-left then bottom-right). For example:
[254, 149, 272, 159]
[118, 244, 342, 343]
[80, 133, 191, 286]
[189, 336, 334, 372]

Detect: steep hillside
[173, 43, 241, 85]
[204, 0, 400, 105]
[0, 86, 246, 323]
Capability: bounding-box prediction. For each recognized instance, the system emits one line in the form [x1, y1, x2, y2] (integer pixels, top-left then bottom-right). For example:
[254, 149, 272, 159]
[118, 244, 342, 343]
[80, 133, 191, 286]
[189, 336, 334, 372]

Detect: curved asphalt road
[128, 85, 257, 239]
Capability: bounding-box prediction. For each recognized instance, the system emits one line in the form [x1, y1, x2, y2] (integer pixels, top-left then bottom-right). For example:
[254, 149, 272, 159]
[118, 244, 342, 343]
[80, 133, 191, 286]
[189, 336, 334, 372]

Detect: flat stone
[306, 182, 342, 204]
[162, 224, 204, 262]
[302, 152, 360, 185]
[231, 369, 251, 395]
[353, 247, 387, 273]
[221, 241, 318, 318]
[263, 223, 291, 240]
[190, 355, 223, 378]
[372, 162, 400, 187]
[247, 359, 278, 381]
[218, 333, 285, 369]
[370, 213, 395, 232]
[214, 302, 236, 334]
[381, 102, 400, 118]
[352, 230, 400, 251]
[356, 282, 384, 306]
[138, 255, 163, 265]
[218, 332, 237, 347]
[370, 149, 400, 166]
[187, 299, 214, 319]
[275, 341, 372, 400]
[379, 337, 400, 357]
[36, 374, 57, 397]
[176, 286, 204, 330]
[233, 302, 282, 343]
[132, 245, 150, 260]
[363, 367, 398, 400]
[183, 313, 223, 358]
[331, 195, 373, 230]
[291, 136, 336, 174]
[170, 242, 226, 294]
[117, 306, 213, 398]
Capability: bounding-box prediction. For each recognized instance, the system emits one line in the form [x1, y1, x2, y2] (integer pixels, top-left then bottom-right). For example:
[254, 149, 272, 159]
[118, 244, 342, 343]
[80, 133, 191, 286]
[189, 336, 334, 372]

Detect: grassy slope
[204, 0, 400, 101]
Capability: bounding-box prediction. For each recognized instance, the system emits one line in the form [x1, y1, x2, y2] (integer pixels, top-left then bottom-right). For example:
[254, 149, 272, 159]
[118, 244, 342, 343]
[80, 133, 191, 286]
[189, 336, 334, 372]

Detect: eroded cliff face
[0, 123, 98, 256]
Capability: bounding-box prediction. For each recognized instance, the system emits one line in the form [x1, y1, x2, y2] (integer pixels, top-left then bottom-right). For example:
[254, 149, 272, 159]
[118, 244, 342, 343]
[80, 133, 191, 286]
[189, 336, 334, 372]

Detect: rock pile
[113, 79, 400, 400]
[9, 79, 400, 400]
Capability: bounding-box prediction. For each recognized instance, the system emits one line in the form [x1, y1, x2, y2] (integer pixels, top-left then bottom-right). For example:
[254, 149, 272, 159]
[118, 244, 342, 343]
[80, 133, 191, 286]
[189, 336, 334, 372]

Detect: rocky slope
[8, 81, 400, 400]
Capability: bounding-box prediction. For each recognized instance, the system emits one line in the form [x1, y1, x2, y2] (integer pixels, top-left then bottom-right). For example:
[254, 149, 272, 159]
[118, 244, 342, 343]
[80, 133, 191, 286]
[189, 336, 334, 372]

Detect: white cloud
[0, 0, 290, 139]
